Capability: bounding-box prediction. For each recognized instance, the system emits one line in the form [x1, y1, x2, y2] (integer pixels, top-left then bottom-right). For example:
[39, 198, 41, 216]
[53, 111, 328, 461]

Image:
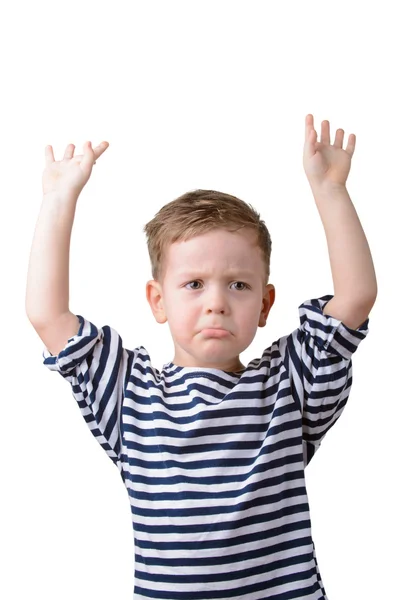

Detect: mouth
[201, 328, 230, 338]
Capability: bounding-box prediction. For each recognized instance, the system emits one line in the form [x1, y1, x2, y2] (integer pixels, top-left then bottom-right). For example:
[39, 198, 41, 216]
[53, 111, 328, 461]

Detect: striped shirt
[42, 294, 369, 600]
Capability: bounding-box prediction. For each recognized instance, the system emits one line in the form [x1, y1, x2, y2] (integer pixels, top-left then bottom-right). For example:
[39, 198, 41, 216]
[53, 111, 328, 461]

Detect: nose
[205, 286, 227, 314]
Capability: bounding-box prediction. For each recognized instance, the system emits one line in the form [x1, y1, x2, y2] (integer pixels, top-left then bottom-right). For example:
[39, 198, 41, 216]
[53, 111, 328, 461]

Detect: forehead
[165, 229, 262, 275]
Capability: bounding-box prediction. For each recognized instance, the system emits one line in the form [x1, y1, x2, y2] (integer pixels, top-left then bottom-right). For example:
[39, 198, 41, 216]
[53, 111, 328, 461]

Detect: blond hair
[143, 189, 272, 286]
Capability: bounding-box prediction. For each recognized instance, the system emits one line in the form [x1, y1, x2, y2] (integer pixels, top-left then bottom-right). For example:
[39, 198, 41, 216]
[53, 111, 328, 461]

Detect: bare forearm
[25, 193, 79, 326]
[311, 183, 378, 304]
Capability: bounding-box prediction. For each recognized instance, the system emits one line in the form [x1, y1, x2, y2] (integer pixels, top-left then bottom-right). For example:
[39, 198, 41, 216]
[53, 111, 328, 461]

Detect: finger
[320, 120, 330, 145]
[305, 114, 318, 154]
[45, 145, 55, 165]
[345, 133, 356, 157]
[63, 144, 75, 160]
[93, 141, 109, 160]
[334, 129, 345, 148]
[305, 114, 314, 141]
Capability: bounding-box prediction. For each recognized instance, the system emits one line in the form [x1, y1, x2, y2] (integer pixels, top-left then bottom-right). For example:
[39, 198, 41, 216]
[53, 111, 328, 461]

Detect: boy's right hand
[42, 140, 109, 199]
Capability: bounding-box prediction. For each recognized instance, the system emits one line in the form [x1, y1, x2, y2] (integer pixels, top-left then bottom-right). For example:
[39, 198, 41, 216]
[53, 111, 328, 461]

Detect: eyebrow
[176, 270, 255, 278]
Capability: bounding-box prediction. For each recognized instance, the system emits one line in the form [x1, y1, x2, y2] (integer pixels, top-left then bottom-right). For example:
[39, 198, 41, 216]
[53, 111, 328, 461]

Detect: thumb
[81, 141, 95, 170]
[304, 128, 317, 160]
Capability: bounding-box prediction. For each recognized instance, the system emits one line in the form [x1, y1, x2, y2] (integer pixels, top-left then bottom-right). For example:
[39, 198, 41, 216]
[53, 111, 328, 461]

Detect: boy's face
[146, 228, 275, 372]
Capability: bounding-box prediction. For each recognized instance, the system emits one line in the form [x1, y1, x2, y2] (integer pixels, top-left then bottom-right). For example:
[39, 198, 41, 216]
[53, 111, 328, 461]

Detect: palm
[303, 114, 356, 187]
[307, 140, 351, 183]
[43, 155, 89, 196]
[42, 141, 109, 197]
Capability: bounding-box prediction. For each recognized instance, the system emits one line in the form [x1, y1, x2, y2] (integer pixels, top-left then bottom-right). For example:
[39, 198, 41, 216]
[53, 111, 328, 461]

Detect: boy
[26, 114, 377, 599]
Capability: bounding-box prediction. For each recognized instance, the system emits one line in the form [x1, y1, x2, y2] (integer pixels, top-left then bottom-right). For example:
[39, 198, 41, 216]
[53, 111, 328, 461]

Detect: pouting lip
[200, 327, 231, 335]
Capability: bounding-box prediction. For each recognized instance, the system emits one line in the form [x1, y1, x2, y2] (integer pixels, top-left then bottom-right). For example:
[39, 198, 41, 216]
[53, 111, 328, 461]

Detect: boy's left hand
[303, 114, 356, 190]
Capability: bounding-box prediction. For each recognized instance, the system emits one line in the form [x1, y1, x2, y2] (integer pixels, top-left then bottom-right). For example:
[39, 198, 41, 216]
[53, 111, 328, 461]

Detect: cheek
[167, 299, 195, 332]
[241, 301, 262, 326]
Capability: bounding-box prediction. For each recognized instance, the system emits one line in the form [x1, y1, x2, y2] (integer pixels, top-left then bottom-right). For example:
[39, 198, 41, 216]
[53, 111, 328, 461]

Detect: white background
[1, 1, 398, 599]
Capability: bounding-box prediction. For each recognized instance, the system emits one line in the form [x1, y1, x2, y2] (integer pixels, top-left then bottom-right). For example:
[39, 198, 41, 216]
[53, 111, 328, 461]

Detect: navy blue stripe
[134, 519, 311, 553]
[123, 403, 275, 425]
[133, 497, 310, 536]
[124, 384, 282, 412]
[135, 574, 321, 599]
[135, 535, 311, 568]
[127, 456, 303, 503]
[123, 446, 304, 488]
[137, 551, 315, 584]
[121, 429, 299, 451]
[122, 442, 302, 473]
[132, 484, 307, 520]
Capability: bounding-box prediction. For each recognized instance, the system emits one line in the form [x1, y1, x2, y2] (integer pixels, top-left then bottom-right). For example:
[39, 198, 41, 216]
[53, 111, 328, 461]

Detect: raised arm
[25, 140, 109, 355]
[302, 114, 377, 329]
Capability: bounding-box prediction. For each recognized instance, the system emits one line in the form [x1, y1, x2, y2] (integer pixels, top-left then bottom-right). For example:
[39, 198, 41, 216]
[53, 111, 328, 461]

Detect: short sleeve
[282, 295, 370, 466]
[42, 314, 133, 479]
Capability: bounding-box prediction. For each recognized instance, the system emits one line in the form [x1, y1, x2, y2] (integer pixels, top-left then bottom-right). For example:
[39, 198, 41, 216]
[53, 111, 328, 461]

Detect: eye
[184, 280, 250, 290]
[185, 280, 202, 290]
[232, 281, 249, 291]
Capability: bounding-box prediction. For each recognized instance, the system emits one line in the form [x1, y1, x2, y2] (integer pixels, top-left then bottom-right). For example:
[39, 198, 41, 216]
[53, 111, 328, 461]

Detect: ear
[258, 284, 275, 327]
[146, 280, 168, 324]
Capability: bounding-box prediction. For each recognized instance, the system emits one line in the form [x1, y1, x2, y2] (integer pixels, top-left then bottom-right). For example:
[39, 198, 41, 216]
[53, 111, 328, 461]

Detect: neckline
[164, 361, 246, 376]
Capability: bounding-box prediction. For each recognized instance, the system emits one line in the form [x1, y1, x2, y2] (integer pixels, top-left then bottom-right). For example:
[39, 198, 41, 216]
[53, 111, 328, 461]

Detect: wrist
[42, 191, 80, 205]
[310, 181, 348, 201]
